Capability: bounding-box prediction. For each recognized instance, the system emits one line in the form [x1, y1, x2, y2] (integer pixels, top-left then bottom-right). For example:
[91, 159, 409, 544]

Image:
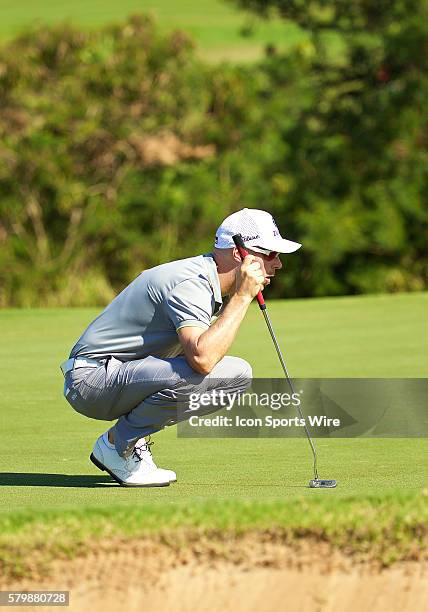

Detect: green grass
[1, 492, 427, 578]
[0, 0, 304, 62]
[0, 292, 427, 570]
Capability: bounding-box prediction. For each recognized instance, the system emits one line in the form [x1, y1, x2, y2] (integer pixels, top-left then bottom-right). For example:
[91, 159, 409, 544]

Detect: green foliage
[228, 0, 428, 296]
[0, 6, 427, 305]
[0, 16, 256, 305]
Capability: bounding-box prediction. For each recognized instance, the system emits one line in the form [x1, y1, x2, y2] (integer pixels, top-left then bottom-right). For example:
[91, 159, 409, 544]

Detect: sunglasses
[249, 246, 280, 261]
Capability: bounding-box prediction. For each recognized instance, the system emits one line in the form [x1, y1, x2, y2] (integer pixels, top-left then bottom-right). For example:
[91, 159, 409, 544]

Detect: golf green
[0, 292, 427, 514]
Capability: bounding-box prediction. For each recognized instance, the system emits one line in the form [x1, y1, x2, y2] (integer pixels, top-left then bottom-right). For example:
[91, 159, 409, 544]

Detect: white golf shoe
[133, 437, 177, 483]
[90, 433, 177, 487]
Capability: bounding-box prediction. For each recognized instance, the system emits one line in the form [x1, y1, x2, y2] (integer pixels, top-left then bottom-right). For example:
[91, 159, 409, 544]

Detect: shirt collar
[203, 253, 222, 310]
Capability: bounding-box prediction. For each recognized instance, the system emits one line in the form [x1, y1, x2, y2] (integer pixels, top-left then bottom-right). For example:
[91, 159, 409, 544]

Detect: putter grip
[232, 234, 266, 309]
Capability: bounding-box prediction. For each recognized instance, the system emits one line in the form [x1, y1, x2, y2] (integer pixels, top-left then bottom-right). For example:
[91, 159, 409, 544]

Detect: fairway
[0, 292, 427, 514]
[0, 0, 303, 62]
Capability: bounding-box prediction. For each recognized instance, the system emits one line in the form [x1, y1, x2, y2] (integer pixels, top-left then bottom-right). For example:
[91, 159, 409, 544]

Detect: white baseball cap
[214, 208, 302, 254]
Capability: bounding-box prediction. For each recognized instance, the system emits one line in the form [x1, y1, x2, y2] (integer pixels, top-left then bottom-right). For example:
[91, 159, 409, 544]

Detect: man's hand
[235, 255, 265, 299]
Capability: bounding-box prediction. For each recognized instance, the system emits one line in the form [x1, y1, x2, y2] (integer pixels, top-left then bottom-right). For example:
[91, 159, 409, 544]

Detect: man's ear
[232, 247, 243, 263]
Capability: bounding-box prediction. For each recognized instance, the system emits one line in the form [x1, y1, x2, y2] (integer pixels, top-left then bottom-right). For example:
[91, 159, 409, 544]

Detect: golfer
[60, 208, 301, 486]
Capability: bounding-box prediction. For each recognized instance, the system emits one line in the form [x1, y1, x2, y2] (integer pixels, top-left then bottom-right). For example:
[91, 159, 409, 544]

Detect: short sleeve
[164, 278, 214, 331]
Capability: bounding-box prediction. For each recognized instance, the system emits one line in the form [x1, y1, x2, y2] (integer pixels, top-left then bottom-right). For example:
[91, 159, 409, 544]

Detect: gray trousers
[64, 355, 252, 456]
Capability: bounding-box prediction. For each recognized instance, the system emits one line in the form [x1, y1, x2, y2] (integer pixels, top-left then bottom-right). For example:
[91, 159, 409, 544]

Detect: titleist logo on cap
[241, 234, 260, 242]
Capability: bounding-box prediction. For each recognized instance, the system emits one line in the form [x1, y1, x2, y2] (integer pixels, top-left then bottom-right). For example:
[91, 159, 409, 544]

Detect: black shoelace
[131, 436, 154, 462]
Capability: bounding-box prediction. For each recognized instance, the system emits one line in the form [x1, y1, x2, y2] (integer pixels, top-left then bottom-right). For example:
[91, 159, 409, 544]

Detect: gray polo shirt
[69, 253, 223, 361]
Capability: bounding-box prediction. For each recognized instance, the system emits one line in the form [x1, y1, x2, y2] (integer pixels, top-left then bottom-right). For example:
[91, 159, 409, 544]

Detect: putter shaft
[261, 308, 319, 481]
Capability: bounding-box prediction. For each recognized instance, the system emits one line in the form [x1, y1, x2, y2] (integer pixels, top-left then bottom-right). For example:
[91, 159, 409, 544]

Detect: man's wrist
[229, 293, 253, 307]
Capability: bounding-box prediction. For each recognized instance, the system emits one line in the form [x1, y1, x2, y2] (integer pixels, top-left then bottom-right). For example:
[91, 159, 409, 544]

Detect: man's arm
[178, 256, 264, 374]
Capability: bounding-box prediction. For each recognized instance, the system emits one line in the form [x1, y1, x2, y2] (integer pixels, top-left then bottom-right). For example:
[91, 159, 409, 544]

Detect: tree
[229, 0, 428, 295]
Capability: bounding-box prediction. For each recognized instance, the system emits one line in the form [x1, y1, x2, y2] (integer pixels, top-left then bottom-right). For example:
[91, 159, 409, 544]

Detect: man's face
[246, 249, 283, 286]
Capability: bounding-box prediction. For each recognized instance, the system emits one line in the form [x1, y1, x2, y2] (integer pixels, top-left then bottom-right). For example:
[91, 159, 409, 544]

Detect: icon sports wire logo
[179, 379, 428, 439]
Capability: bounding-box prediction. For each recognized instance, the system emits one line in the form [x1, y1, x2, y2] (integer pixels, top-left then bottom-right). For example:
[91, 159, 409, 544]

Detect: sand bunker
[3, 536, 427, 612]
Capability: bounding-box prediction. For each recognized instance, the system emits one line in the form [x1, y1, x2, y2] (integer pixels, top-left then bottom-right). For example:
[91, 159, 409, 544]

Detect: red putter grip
[232, 234, 266, 309]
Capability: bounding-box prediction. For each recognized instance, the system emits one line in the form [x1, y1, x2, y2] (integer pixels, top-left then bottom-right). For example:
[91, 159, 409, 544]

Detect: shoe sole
[90, 453, 170, 487]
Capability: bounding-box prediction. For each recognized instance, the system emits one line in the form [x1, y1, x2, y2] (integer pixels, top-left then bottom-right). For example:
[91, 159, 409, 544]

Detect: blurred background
[0, 0, 427, 306]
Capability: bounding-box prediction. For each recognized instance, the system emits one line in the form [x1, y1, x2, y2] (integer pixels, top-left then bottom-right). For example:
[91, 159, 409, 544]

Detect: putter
[233, 234, 337, 489]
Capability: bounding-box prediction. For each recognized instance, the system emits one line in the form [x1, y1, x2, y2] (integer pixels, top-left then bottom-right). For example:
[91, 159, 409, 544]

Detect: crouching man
[60, 208, 300, 486]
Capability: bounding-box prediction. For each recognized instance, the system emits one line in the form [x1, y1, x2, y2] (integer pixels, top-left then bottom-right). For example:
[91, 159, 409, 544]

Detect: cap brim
[255, 237, 302, 254]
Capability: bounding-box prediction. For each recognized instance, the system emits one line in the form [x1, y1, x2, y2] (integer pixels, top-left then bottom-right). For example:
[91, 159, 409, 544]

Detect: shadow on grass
[184, 482, 307, 489]
[0, 473, 117, 488]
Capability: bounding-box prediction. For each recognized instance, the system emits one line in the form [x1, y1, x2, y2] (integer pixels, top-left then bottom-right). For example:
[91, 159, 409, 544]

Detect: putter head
[309, 479, 337, 489]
